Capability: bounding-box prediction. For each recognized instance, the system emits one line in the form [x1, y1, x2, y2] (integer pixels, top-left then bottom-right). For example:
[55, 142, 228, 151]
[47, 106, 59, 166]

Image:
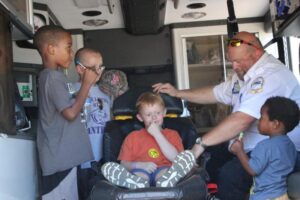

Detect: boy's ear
[75, 65, 83, 74]
[136, 113, 143, 122]
[47, 44, 56, 55]
[272, 120, 280, 129]
[272, 119, 286, 133]
[163, 108, 167, 116]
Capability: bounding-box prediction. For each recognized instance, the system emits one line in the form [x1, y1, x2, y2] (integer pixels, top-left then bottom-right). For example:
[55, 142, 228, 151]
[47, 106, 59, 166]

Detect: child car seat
[89, 87, 209, 200]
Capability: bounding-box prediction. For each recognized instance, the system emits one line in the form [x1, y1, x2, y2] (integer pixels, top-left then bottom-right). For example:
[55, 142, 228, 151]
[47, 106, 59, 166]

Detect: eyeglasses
[227, 38, 260, 50]
[75, 60, 105, 74]
[75, 60, 88, 70]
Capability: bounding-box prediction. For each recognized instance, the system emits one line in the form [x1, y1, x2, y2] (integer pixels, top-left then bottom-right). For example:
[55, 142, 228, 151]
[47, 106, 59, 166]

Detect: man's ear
[136, 113, 143, 122]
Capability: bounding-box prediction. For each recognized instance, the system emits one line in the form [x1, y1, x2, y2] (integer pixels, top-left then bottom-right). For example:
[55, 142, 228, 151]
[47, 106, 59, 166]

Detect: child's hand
[138, 162, 157, 173]
[147, 123, 161, 137]
[230, 139, 244, 155]
[83, 68, 100, 85]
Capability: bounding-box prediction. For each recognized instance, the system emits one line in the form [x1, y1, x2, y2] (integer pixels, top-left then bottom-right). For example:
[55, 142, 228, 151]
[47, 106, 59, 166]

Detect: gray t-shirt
[37, 68, 93, 176]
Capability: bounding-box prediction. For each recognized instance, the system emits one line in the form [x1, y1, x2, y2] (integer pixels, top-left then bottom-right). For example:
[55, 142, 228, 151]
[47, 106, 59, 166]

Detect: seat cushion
[90, 173, 207, 200]
[113, 87, 183, 116]
[102, 117, 198, 163]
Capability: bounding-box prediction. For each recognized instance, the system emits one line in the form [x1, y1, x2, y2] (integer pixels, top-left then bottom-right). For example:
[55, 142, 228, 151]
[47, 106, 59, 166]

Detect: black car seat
[89, 87, 209, 200]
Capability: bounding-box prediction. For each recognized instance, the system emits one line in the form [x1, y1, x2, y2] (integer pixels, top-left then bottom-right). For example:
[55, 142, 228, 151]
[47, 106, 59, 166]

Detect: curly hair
[263, 96, 300, 133]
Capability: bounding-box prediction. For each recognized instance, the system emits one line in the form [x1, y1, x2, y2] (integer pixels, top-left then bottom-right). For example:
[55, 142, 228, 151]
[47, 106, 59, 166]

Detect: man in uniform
[153, 31, 300, 200]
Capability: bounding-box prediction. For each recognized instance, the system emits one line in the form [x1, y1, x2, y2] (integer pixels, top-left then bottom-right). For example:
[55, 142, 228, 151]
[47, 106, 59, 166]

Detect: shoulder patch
[250, 77, 264, 94]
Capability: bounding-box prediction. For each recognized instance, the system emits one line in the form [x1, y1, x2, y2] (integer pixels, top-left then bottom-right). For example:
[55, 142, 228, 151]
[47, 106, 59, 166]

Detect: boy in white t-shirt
[73, 47, 111, 199]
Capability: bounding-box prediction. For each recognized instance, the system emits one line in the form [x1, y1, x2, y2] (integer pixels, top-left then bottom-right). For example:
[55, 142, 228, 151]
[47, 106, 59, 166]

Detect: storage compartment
[84, 26, 173, 68]
[270, 0, 300, 37]
[185, 35, 232, 133]
[0, 136, 38, 200]
[0, 0, 34, 40]
[120, 0, 167, 35]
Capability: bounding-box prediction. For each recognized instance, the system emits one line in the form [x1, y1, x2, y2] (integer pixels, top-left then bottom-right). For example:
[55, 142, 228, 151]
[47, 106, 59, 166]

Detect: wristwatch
[195, 137, 207, 149]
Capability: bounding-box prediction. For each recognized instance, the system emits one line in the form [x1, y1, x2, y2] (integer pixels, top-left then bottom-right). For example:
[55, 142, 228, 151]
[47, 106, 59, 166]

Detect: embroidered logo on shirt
[250, 77, 264, 94]
[232, 80, 240, 94]
[148, 148, 160, 158]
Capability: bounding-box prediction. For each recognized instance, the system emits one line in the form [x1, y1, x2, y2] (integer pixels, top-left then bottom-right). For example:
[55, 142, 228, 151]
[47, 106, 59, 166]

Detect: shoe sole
[156, 150, 196, 187]
[101, 162, 149, 189]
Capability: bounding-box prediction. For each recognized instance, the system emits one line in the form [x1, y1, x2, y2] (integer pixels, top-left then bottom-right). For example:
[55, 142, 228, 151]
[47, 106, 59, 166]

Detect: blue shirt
[249, 135, 297, 200]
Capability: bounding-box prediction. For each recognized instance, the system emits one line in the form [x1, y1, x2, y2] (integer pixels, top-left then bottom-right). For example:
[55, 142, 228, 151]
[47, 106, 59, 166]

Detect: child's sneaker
[101, 162, 150, 189]
[156, 150, 196, 187]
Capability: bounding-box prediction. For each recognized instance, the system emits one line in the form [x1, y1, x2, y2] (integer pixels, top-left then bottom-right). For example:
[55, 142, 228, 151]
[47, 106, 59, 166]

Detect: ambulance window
[289, 37, 300, 83]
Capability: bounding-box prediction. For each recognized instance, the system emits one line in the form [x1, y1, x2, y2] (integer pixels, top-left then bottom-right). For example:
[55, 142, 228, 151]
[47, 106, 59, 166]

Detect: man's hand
[152, 83, 178, 97]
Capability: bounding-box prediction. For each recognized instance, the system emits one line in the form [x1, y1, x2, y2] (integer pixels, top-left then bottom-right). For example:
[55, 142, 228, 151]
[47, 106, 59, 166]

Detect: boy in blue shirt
[230, 96, 299, 200]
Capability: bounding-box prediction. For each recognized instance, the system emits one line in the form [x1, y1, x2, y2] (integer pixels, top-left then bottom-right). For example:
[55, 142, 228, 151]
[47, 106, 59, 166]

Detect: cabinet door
[187, 35, 227, 88]
[185, 34, 232, 133]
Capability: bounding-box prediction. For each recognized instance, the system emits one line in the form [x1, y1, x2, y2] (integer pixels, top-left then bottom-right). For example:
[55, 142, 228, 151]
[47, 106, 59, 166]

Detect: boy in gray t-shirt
[34, 25, 103, 200]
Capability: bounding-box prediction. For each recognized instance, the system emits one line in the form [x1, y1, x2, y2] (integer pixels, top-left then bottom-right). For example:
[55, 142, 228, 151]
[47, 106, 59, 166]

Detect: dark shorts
[131, 166, 169, 186]
[40, 167, 78, 200]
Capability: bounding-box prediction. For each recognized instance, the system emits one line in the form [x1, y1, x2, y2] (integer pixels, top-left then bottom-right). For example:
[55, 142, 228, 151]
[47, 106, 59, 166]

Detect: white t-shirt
[213, 53, 300, 152]
[73, 83, 112, 168]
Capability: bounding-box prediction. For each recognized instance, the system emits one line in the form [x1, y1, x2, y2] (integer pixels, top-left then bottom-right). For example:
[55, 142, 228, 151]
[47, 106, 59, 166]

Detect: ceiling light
[82, 19, 108, 26]
[82, 10, 102, 17]
[186, 3, 206, 9]
[181, 12, 206, 19]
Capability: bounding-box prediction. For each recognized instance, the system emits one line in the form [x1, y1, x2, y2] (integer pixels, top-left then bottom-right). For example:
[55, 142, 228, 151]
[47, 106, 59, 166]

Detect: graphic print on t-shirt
[84, 96, 110, 135]
[148, 148, 160, 159]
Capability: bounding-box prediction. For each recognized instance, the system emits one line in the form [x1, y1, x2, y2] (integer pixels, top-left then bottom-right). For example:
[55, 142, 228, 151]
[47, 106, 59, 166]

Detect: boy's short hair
[33, 25, 68, 54]
[136, 92, 165, 112]
[263, 96, 300, 133]
[74, 47, 101, 65]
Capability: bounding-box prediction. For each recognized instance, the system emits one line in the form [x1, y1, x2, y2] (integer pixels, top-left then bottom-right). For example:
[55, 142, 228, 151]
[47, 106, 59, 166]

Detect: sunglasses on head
[228, 38, 260, 49]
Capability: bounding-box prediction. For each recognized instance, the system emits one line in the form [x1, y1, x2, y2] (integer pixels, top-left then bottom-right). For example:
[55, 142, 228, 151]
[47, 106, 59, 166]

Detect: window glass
[289, 37, 300, 82]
